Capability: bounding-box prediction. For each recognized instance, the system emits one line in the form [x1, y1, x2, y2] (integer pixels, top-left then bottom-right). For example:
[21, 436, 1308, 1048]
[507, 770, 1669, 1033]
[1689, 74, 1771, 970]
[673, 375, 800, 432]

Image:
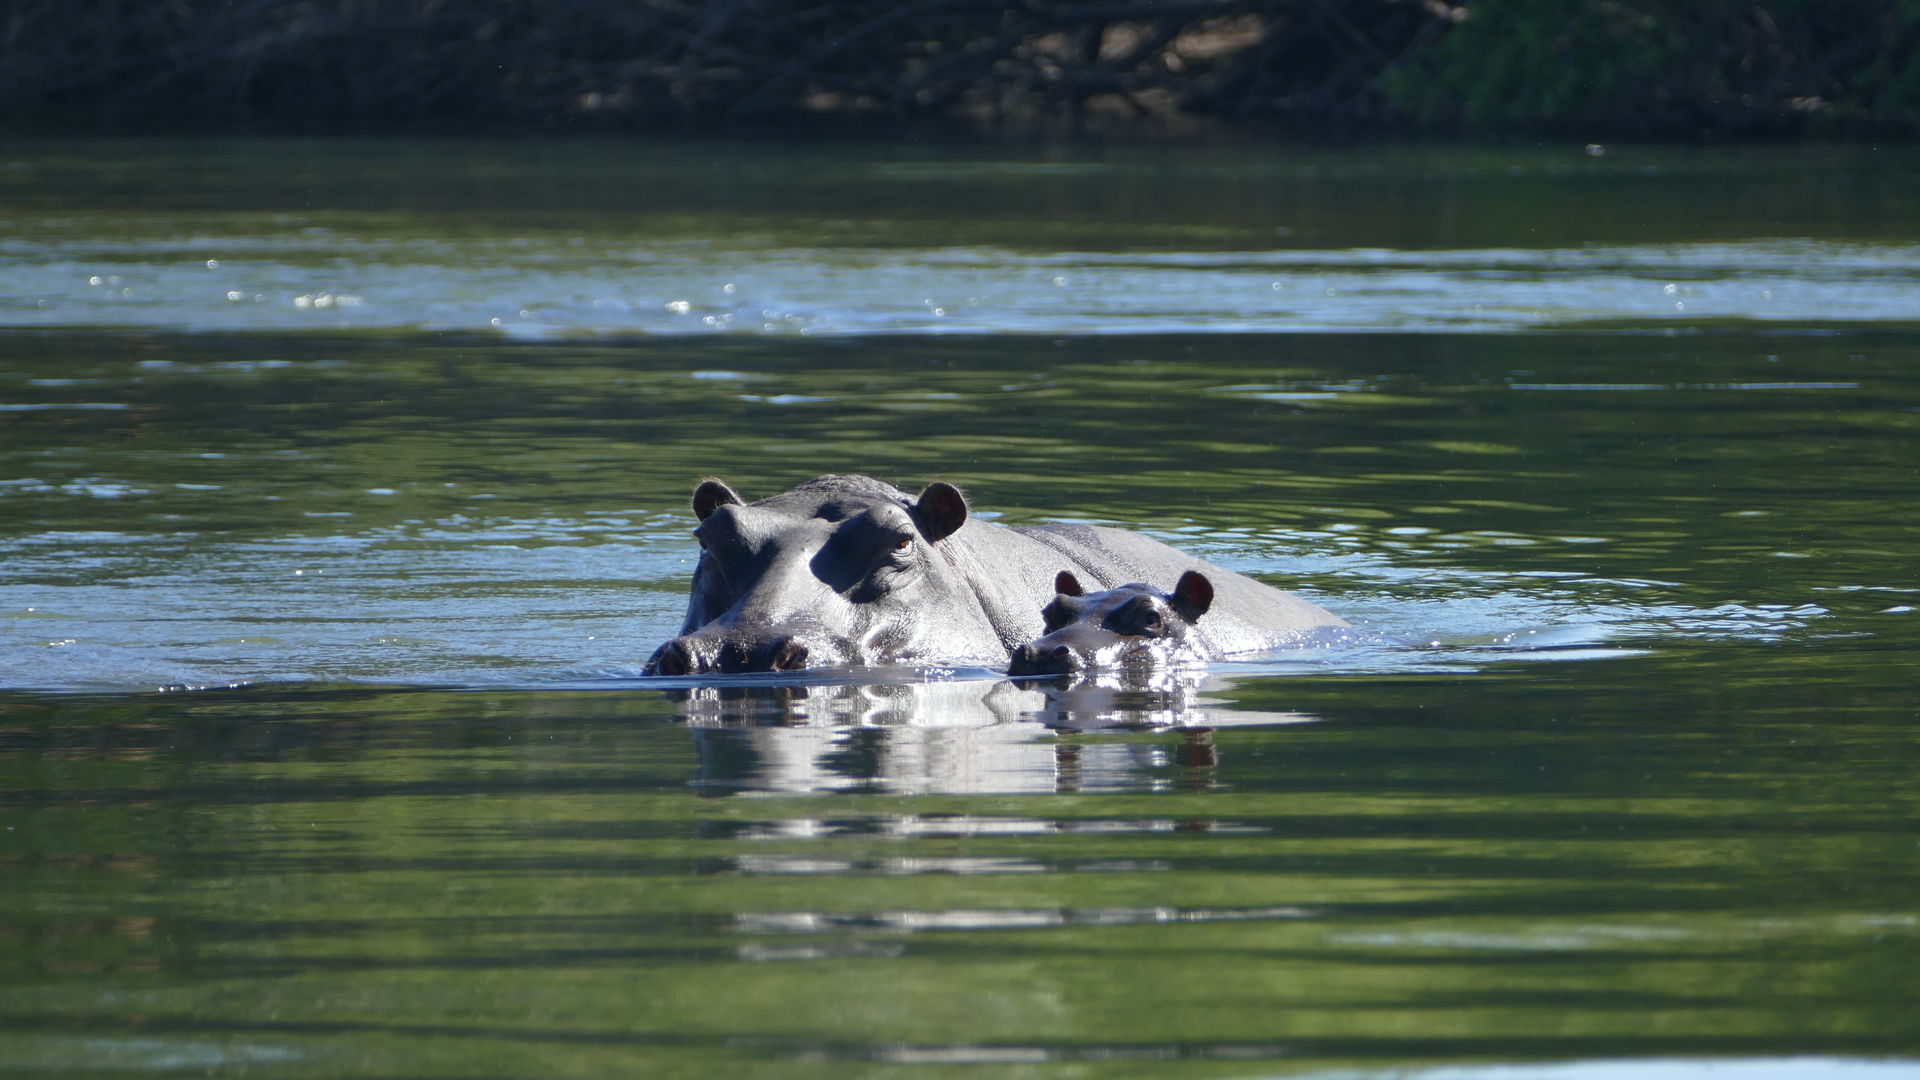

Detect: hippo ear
[1054, 570, 1084, 597]
[909, 481, 968, 543]
[1171, 570, 1213, 621]
[693, 478, 742, 521]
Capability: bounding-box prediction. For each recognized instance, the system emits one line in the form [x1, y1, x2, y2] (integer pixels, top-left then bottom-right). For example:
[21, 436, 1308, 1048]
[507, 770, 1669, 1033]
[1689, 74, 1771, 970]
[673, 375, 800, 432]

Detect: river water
[2, 137, 1917, 1078]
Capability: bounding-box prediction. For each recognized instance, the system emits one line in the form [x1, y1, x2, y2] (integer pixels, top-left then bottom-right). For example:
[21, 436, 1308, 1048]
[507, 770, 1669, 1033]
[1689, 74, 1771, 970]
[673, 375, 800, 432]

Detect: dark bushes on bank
[3, 0, 1916, 138]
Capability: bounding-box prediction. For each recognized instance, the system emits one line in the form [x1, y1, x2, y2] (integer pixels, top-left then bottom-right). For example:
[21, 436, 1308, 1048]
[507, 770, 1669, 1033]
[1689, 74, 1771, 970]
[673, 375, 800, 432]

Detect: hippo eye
[894, 537, 912, 552]
[1114, 598, 1165, 636]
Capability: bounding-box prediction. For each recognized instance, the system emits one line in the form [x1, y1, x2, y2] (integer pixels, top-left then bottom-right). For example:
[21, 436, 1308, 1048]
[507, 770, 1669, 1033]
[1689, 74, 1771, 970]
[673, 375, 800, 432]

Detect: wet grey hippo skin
[645, 474, 1345, 675]
[1008, 570, 1220, 677]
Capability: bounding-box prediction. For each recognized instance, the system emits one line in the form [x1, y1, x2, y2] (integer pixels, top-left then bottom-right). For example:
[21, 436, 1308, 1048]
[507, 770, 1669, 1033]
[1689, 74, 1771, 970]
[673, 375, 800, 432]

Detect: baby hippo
[1008, 570, 1216, 676]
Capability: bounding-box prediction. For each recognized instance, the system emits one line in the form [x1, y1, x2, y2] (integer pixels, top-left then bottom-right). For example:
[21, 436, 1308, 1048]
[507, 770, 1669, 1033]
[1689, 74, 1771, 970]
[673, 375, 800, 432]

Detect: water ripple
[4, 238, 1917, 336]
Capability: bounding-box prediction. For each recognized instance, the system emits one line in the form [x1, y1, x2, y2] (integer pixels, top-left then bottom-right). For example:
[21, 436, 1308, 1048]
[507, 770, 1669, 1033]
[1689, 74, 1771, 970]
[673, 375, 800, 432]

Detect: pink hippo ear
[1054, 571, 1084, 597]
[693, 478, 743, 521]
[910, 481, 969, 543]
[1171, 570, 1213, 622]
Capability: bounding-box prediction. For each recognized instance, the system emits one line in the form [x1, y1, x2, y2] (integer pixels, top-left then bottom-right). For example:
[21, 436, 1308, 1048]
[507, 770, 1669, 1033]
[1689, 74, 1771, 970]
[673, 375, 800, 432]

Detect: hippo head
[1007, 570, 1214, 677]
[645, 475, 996, 675]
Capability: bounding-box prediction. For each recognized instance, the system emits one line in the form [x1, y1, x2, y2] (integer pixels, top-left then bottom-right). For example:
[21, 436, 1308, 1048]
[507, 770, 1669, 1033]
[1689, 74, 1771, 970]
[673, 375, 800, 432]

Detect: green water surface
[1, 137, 1917, 1079]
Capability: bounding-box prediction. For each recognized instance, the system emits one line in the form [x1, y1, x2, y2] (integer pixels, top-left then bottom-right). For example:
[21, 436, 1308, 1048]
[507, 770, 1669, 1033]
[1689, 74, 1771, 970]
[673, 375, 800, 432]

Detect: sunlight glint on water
[5, 238, 1919, 335]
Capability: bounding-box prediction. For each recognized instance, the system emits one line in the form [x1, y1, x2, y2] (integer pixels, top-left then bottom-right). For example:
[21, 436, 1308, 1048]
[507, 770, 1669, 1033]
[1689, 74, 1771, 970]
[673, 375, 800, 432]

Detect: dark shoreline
[4, 1, 1916, 143]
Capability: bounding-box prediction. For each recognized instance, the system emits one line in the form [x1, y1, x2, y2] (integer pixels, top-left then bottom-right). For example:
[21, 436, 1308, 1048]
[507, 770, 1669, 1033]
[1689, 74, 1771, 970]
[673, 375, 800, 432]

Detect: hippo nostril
[648, 640, 692, 677]
[768, 636, 810, 671]
[1047, 645, 1071, 663]
[1009, 643, 1041, 674]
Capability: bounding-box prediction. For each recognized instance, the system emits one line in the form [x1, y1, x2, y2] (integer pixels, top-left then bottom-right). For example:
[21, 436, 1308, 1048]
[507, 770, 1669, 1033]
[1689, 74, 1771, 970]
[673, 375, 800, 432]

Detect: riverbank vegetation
[4, 0, 1916, 139]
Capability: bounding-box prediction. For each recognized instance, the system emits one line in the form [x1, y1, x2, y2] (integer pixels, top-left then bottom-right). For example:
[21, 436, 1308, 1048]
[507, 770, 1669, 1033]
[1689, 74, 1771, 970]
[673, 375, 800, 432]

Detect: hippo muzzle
[1008, 641, 1080, 677]
[1007, 627, 1145, 677]
[646, 630, 837, 676]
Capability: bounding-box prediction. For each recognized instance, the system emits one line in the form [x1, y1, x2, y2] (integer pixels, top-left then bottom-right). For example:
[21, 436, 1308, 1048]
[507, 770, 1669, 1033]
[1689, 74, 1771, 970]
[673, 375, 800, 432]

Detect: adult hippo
[644, 474, 1344, 675]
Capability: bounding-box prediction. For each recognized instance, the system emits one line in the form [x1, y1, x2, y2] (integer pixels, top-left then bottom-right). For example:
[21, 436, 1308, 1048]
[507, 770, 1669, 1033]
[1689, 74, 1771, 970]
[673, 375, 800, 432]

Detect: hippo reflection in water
[673, 677, 1318, 794]
[1009, 570, 1221, 677]
[646, 474, 1345, 676]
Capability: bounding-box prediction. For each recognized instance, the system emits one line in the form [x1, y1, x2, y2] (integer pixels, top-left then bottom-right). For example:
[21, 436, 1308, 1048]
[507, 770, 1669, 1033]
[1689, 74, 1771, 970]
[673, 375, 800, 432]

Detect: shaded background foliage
[2, 0, 1917, 138]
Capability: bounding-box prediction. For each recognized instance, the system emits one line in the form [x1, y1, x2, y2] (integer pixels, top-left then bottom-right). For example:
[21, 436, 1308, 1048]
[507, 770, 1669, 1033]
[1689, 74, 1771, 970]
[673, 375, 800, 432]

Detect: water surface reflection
[675, 674, 1309, 795]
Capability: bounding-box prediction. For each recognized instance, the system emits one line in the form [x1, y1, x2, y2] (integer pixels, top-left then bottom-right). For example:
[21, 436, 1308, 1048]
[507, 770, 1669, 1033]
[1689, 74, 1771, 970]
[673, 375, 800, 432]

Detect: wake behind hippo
[645, 474, 1345, 676]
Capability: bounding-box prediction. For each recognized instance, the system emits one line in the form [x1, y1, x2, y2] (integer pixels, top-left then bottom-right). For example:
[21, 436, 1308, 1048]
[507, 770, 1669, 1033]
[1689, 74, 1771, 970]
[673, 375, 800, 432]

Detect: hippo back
[1012, 522, 1345, 653]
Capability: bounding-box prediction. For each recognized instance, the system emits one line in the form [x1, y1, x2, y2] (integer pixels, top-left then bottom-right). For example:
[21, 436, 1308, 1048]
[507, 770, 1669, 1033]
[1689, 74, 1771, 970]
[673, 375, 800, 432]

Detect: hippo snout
[647, 633, 813, 676]
[1009, 641, 1083, 677]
